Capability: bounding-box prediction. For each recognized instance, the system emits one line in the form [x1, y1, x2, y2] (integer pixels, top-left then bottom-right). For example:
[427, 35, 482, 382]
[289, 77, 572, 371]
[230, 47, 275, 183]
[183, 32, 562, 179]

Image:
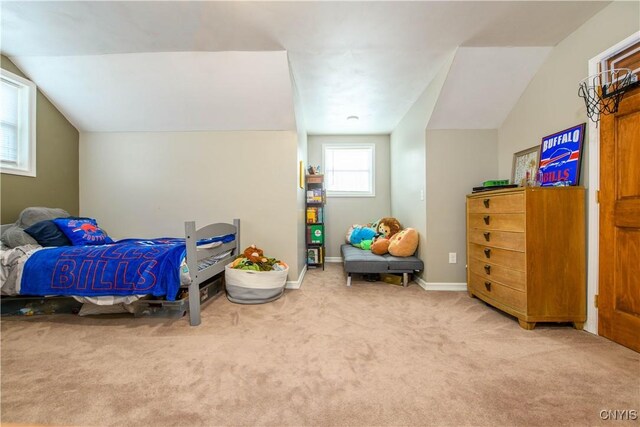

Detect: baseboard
[285, 265, 307, 289]
[415, 277, 467, 291]
[325, 257, 342, 263]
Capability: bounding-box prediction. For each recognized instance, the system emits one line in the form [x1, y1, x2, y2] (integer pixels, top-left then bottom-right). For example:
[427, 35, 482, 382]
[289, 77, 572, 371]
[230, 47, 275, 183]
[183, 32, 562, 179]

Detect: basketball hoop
[578, 68, 637, 124]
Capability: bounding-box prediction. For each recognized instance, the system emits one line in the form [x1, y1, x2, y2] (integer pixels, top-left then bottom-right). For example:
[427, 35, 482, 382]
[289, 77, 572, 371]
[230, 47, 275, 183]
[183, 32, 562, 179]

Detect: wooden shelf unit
[306, 174, 325, 269]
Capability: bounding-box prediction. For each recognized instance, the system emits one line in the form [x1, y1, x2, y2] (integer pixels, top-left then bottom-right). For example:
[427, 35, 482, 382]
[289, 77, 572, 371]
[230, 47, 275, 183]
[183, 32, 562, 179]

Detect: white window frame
[1, 68, 37, 177]
[322, 143, 375, 197]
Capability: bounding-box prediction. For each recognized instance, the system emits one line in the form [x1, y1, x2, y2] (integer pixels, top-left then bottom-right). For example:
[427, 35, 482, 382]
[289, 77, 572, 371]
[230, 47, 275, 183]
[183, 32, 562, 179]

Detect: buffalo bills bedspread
[21, 239, 187, 301]
[19, 230, 236, 300]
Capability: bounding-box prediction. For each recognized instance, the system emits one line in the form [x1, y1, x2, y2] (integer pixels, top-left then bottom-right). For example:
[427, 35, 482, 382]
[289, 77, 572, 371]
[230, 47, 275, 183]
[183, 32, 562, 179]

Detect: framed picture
[299, 161, 304, 189]
[538, 123, 586, 186]
[512, 145, 540, 187]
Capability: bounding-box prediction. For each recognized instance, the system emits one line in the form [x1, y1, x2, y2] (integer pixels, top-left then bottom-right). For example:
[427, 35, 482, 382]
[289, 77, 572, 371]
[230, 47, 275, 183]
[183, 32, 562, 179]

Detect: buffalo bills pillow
[53, 217, 114, 246]
[24, 220, 72, 247]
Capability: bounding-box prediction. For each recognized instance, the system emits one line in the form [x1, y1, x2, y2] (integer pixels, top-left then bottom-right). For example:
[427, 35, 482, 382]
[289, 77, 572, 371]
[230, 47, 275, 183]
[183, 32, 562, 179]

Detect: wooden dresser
[466, 187, 586, 330]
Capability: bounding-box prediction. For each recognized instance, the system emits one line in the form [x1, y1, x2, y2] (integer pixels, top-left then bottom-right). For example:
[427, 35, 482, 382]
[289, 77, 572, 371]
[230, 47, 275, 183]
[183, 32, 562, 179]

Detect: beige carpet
[1, 263, 638, 426]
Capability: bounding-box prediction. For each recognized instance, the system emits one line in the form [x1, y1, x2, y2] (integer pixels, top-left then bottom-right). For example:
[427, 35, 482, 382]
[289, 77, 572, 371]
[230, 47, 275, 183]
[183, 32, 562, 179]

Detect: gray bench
[340, 244, 424, 287]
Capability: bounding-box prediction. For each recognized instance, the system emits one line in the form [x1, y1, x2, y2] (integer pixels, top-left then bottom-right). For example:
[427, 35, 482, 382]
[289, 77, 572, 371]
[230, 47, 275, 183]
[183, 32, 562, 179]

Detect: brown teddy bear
[243, 244, 267, 263]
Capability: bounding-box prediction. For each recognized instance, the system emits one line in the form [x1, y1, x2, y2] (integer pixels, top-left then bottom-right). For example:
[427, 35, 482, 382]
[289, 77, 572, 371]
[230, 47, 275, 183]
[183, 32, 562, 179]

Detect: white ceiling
[0, 1, 610, 134]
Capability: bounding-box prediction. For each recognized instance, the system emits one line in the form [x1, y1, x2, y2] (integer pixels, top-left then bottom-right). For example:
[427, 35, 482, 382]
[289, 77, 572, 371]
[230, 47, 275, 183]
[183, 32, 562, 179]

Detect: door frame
[585, 31, 640, 334]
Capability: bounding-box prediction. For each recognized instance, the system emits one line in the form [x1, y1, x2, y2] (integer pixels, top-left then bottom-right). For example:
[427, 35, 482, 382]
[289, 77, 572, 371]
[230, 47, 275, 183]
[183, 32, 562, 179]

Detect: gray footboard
[185, 219, 240, 326]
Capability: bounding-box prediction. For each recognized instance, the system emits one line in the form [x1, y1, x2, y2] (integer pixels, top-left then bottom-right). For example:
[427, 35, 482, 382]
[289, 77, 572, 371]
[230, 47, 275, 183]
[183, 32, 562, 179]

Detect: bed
[1, 208, 240, 326]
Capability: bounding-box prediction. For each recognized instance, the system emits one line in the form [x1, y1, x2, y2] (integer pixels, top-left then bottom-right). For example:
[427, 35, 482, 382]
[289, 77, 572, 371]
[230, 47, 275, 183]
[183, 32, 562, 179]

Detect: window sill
[327, 193, 376, 198]
[1, 166, 36, 178]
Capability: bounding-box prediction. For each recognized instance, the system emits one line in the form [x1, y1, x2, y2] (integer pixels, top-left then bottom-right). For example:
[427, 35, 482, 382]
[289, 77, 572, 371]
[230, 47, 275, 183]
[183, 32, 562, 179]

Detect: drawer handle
[484, 248, 491, 258]
[483, 232, 491, 241]
[483, 198, 490, 208]
[484, 264, 491, 274]
[484, 281, 492, 291]
[483, 215, 490, 225]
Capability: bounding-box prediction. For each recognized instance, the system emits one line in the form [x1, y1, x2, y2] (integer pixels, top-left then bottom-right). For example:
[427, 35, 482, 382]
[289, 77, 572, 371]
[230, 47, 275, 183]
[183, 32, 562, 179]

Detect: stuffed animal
[376, 217, 402, 240]
[371, 237, 391, 255]
[388, 228, 419, 257]
[243, 244, 267, 263]
[232, 258, 261, 271]
[367, 218, 402, 255]
[370, 218, 381, 233]
[354, 239, 374, 250]
[346, 225, 377, 246]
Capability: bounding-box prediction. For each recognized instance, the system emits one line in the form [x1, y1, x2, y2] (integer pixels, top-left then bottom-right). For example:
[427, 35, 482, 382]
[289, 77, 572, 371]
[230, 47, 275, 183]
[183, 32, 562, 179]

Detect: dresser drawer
[468, 243, 526, 272]
[468, 192, 524, 214]
[468, 229, 525, 252]
[468, 213, 525, 232]
[468, 258, 526, 291]
[469, 273, 526, 312]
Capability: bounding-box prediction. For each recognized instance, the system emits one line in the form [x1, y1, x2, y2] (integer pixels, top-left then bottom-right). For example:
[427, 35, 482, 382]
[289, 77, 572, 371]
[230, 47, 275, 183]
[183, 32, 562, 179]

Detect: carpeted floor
[1, 263, 638, 426]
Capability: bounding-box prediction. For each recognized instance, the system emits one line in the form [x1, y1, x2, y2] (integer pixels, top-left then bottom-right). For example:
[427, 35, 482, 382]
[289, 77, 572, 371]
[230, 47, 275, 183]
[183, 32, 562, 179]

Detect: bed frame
[183, 219, 240, 326]
[1, 218, 240, 327]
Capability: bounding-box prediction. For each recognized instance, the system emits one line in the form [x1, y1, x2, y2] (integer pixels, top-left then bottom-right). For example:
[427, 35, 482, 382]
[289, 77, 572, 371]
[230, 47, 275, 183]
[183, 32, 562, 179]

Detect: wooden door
[599, 90, 640, 352]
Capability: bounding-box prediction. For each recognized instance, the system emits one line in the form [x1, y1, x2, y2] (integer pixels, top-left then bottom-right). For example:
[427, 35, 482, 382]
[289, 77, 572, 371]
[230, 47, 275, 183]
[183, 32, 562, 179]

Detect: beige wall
[307, 135, 391, 258]
[425, 129, 498, 283]
[0, 55, 79, 223]
[498, 1, 640, 181]
[390, 51, 456, 274]
[80, 131, 301, 281]
[292, 69, 309, 280]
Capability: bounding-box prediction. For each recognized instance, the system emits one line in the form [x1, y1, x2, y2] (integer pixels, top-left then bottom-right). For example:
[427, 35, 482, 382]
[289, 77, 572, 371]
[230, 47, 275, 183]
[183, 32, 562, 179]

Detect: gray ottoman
[341, 244, 424, 287]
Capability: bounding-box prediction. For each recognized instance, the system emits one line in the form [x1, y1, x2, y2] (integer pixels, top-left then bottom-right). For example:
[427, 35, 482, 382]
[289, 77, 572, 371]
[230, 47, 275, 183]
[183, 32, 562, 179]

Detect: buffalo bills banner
[538, 123, 585, 186]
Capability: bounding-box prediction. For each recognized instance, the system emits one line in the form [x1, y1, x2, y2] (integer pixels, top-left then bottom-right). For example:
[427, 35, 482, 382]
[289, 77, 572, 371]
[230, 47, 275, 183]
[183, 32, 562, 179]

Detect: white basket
[224, 263, 288, 304]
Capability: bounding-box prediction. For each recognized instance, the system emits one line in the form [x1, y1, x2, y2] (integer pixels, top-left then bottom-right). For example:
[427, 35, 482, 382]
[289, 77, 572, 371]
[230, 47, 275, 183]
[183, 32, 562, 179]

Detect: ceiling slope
[290, 49, 452, 134]
[427, 47, 552, 130]
[11, 51, 296, 132]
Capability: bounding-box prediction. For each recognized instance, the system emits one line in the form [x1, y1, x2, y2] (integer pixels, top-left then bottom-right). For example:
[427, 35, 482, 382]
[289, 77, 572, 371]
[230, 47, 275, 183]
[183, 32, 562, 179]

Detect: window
[1, 69, 36, 177]
[322, 144, 375, 197]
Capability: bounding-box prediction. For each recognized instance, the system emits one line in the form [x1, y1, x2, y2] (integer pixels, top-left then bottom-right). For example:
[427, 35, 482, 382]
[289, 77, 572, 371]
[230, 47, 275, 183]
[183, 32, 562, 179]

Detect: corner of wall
[389, 48, 458, 269]
[288, 54, 309, 280]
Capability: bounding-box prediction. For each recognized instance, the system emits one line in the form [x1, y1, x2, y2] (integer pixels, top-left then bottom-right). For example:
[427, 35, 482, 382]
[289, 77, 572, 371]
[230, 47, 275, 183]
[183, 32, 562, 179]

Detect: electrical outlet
[420, 189, 424, 201]
[449, 252, 457, 264]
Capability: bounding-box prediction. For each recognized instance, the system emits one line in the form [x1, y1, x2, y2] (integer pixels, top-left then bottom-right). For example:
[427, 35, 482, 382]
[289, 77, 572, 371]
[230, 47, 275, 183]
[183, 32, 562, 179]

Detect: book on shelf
[306, 207, 324, 224]
[307, 248, 319, 264]
[306, 189, 324, 203]
[307, 224, 324, 244]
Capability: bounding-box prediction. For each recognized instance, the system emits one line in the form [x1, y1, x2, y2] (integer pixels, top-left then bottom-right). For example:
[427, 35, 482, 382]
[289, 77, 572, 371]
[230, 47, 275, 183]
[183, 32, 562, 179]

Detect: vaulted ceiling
[1, 1, 610, 134]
